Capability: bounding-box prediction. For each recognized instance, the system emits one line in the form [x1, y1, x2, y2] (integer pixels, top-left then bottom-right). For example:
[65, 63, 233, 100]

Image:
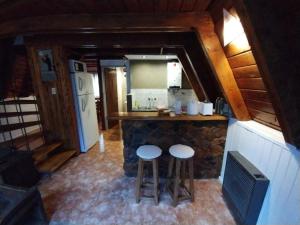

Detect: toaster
[199, 101, 213, 115]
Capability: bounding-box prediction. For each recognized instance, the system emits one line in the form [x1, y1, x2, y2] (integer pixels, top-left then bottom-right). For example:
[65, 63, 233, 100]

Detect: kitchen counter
[108, 112, 228, 121]
[116, 112, 229, 179]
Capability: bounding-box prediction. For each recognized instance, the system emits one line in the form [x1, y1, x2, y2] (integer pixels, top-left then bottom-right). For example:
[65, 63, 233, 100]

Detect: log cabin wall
[208, 0, 280, 130]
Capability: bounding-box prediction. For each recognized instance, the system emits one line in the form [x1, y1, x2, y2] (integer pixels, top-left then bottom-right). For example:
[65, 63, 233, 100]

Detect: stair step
[37, 150, 76, 173]
[32, 142, 63, 164]
[0, 130, 43, 149]
[0, 121, 41, 132]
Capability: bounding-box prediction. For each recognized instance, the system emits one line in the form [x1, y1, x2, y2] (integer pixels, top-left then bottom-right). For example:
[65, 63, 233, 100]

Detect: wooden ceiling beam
[0, 12, 207, 38]
[72, 48, 163, 58]
[183, 32, 221, 101]
[24, 32, 187, 48]
[165, 47, 208, 101]
[195, 15, 250, 120]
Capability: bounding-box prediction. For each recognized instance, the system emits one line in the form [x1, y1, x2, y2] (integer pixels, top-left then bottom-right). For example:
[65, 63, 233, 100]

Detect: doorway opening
[100, 60, 129, 130]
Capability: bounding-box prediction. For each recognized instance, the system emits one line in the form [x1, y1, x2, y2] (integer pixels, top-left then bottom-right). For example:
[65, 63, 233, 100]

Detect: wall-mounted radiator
[223, 151, 269, 225]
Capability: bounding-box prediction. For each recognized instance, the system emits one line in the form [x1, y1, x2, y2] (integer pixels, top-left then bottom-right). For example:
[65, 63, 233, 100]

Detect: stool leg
[136, 158, 144, 203]
[166, 156, 174, 190]
[181, 160, 186, 187]
[188, 158, 194, 202]
[173, 159, 181, 207]
[152, 159, 159, 205]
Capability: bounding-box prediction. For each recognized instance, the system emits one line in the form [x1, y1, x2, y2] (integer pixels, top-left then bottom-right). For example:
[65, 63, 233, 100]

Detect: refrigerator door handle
[82, 97, 86, 112]
[82, 95, 89, 112]
[78, 77, 83, 91]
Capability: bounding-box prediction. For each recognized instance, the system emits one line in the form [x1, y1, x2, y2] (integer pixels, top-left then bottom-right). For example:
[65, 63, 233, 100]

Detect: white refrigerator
[69, 60, 99, 152]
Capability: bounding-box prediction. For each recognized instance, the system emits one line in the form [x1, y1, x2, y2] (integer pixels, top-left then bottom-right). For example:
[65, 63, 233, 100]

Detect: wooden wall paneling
[248, 108, 280, 129]
[235, 77, 265, 90]
[26, 47, 51, 142]
[245, 99, 275, 114]
[195, 15, 250, 120]
[27, 46, 80, 151]
[227, 50, 255, 68]
[233, 0, 293, 145]
[232, 65, 260, 78]
[240, 89, 270, 102]
[52, 46, 80, 152]
[208, 1, 280, 131]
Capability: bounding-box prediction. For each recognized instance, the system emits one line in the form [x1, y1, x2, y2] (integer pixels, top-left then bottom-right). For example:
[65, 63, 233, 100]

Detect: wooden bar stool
[166, 144, 195, 207]
[135, 145, 162, 205]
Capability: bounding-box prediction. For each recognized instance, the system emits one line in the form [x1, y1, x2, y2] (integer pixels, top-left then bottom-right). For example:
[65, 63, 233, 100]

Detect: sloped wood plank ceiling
[208, 2, 280, 130]
[0, 0, 298, 148]
[0, 0, 211, 22]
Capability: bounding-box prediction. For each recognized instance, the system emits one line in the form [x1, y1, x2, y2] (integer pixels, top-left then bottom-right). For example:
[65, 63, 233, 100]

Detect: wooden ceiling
[0, 0, 211, 22]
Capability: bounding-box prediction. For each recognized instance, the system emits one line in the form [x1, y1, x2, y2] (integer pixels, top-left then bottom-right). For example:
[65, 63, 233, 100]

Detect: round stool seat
[136, 145, 162, 160]
[169, 144, 194, 159]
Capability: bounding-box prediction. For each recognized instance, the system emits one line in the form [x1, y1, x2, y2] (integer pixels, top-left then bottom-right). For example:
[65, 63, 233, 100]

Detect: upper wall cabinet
[167, 62, 182, 88]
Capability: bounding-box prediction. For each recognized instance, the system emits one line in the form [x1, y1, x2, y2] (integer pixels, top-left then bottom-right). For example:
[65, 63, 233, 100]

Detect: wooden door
[104, 68, 119, 128]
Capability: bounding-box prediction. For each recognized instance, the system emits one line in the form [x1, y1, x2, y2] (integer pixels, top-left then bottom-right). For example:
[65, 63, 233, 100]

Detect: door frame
[99, 59, 130, 130]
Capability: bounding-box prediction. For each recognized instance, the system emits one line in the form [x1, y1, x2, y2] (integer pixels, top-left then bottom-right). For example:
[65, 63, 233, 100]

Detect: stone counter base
[122, 120, 228, 179]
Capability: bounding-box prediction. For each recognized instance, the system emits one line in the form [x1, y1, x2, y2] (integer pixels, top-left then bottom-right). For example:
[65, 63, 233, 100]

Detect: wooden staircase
[32, 141, 76, 174]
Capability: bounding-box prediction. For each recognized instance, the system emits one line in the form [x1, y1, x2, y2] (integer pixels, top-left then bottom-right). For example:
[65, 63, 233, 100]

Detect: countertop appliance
[69, 60, 99, 152]
[199, 101, 213, 115]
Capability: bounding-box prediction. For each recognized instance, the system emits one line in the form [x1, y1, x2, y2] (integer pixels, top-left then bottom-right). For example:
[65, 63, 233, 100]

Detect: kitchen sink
[132, 107, 157, 112]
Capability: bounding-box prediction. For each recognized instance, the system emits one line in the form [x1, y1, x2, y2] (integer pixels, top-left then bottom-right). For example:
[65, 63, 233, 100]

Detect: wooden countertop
[108, 112, 228, 121]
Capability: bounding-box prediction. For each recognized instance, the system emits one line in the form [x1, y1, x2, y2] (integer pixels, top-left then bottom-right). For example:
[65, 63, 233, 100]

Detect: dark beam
[184, 32, 222, 102]
[72, 47, 162, 58]
[166, 47, 208, 101]
[0, 12, 207, 38]
[24, 32, 186, 49]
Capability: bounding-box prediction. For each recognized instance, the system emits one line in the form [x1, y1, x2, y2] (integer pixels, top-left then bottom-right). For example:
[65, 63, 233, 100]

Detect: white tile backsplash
[131, 88, 198, 110]
[131, 89, 168, 109]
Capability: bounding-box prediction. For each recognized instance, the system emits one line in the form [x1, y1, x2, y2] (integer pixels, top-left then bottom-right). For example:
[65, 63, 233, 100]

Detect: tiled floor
[39, 126, 236, 225]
